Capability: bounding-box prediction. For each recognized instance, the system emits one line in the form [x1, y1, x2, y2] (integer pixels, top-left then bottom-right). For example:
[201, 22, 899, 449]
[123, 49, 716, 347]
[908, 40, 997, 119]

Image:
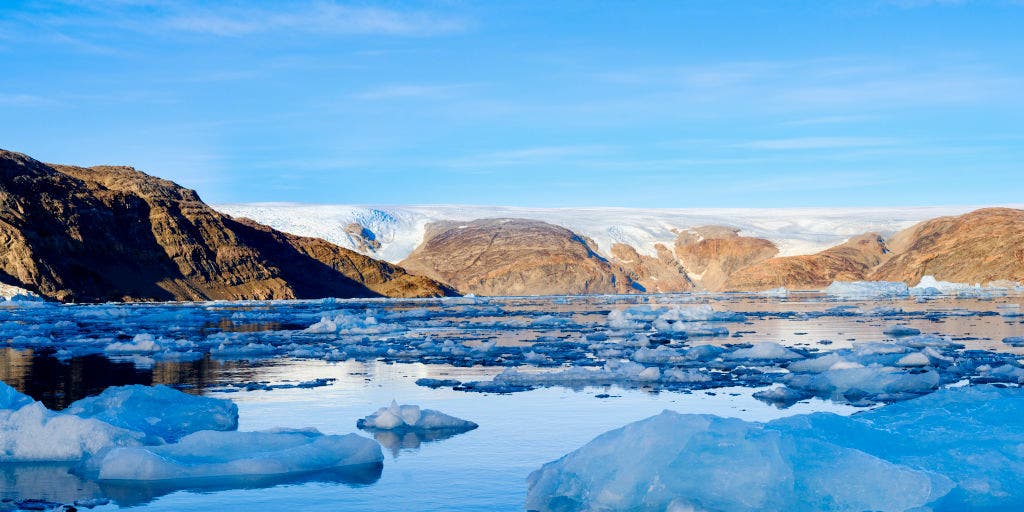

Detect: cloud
[163, 2, 468, 37]
[887, 0, 967, 8]
[734, 137, 900, 150]
[0, 93, 58, 107]
[352, 83, 479, 101]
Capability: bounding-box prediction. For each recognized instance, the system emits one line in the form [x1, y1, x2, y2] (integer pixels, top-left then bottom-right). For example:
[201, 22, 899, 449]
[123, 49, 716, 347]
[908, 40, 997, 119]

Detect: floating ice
[357, 401, 478, 433]
[0, 380, 34, 410]
[75, 429, 383, 482]
[0, 401, 143, 462]
[104, 333, 162, 354]
[725, 342, 804, 362]
[825, 280, 910, 299]
[65, 385, 239, 443]
[528, 385, 1023, 512]
[883, 325, 922, 337]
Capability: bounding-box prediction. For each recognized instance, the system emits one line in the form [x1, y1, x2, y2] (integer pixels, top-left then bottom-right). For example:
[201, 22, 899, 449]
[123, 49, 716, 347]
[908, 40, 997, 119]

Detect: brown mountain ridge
[0, 150, 455, 302]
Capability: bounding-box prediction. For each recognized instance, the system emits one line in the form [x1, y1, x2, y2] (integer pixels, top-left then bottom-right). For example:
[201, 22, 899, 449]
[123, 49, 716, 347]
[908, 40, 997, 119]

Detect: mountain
[870, 208, 1024, 285]
[723, 233, 890, 291]
[672, 226, 779, 290]
[399, 219, 642, 295]
[221, 203, 1024, 295]
[0, 150, 454, 302]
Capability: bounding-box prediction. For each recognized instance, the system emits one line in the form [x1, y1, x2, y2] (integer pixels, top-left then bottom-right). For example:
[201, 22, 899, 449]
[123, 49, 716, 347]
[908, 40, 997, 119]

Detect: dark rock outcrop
[0, 150, 454, 302]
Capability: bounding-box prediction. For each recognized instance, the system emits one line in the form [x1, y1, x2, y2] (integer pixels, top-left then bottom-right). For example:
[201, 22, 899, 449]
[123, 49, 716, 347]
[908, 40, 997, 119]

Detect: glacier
[527, 385, 1024, 512]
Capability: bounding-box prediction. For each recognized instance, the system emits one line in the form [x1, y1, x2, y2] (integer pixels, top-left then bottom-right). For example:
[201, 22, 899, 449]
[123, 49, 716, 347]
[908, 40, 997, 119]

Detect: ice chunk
[883, 325, 922, 337]
[1003, 336, 1024, 347]
[104, 333, 162, 354]
[65, 385, 239, 443]
[0, 380, 34, 410]
[76, 429, 383, 482]
[527, 410, 951, 512]
[725, 342, 803, 361]
[783, 365, 939, 403]
[896, 352, 931, 367]
[825, 280, 910, 299]
[357, 401, 477, 433]
[0, 402, 143, 462]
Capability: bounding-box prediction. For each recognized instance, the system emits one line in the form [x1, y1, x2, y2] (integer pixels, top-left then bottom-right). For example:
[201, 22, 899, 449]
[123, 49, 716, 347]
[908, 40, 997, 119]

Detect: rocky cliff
[0, 150, 454, 302]
[672, 226, 779, 290]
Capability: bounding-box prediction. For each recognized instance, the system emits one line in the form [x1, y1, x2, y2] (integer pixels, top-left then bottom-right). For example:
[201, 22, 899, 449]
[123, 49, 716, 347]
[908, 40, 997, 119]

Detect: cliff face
[610, 243, 695, 293]
[870, 208, 1024, 285]
[723, 233, 890, 291]
[400, 218, 642, 296]
[673, 226, 779, 290]
[0, 150, 454, 302]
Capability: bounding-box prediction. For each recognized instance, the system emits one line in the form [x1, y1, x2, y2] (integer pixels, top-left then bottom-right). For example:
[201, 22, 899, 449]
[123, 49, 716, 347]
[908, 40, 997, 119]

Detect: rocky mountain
[870, 208, 1024, 285]
[0, 150, 454, 302]
[399, 219, 643, 296]
[723, 233, 890, 291]
[672, 226, 779, 290]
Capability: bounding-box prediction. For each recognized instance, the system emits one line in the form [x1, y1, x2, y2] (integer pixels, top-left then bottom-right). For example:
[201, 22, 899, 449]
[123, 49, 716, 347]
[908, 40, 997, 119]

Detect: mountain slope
[870, 208, 1024, 285]
[723, 233, 890, 291]
[399, 219, 642, 296]
[0, 150, 454, 302]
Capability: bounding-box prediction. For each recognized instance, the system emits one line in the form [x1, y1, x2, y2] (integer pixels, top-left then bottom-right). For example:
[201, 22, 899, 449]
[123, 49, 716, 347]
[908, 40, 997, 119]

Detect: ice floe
[527, 385, 1024, 512]
[65, 384, 238, 443]
[75, 429, 383, 482]
[357, 401, 478, 433]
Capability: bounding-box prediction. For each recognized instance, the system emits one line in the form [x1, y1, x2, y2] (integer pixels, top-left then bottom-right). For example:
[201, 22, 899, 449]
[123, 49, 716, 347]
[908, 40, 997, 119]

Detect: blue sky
[1, 1, 1022, 207]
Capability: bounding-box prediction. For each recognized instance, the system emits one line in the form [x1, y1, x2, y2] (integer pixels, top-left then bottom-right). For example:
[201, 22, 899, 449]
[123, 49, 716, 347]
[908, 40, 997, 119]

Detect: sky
[0, 0, 1022, 207]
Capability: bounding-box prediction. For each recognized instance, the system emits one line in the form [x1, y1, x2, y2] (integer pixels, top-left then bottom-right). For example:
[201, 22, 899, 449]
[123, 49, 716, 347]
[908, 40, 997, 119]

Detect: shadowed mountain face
[400, 218, 646, 296]
[0, 150, 454, 302]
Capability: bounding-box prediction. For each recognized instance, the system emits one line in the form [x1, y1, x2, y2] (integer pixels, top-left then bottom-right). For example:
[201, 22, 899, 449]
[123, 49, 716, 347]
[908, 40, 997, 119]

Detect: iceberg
[0, 380, 34, 410]
[825, 280, 910, 299]
[65, 384, 239, 443]
[357, 401, 478, 433]
[75, 429, 383, 482]
[528, 385, 1023, 512]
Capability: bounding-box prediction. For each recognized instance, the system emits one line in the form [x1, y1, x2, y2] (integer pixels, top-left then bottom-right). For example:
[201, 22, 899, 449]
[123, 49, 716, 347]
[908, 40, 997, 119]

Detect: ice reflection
[363, 428, 477, 458]
[95, 463, 384, 507]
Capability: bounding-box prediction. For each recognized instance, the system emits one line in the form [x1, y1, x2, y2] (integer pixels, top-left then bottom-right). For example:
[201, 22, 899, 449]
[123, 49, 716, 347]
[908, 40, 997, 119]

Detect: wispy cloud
[735, 137, 900, 150]
[163, 2, 468, 37]
[0, 93, 58, 107]
[352, 83, 480, 101]
[887, 0, 968, 8]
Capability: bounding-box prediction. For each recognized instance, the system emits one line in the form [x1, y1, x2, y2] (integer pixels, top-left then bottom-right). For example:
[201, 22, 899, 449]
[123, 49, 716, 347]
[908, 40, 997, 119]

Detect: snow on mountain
[214, 203, 992, 264]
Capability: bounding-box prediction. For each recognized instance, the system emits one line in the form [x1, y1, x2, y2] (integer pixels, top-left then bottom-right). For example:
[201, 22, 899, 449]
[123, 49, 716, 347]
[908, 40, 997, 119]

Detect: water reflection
[0, 348, 281, 409]
[0, 462, 382, 508]
[363, 428, 477, 458]
[96, 463, 383, 507]
[0, 463, 104, 505]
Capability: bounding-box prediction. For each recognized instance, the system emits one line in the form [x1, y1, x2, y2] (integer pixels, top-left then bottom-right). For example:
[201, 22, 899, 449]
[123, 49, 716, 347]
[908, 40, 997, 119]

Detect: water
[1, 292, 1022, 510]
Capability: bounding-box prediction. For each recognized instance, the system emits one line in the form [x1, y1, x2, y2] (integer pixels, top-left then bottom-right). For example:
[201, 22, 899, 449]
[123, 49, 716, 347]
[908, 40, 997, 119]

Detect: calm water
[1, 292, 1022, 510]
